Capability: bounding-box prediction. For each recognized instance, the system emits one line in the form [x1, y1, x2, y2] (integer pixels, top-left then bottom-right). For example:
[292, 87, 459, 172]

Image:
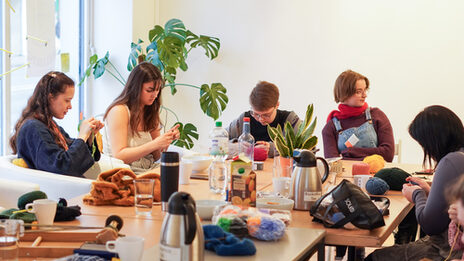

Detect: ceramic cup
[106, 236, 145, 261]
[179, 160, 193, 185]
[353, 175, 372, 190]
[25, 199, 57, 225]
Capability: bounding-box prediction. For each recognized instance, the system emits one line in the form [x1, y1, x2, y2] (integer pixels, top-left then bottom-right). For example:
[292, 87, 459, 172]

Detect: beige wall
[90, 0, 464, 164]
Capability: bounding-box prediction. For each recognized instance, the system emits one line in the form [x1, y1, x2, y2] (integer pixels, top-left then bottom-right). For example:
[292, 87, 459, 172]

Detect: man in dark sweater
[227, 81, 300, 157]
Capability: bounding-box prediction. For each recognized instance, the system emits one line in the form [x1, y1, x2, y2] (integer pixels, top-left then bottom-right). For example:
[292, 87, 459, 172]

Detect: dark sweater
[412, 149, 464, 235]
[322, 107, 394, 162]
[16, 119, 99, 177]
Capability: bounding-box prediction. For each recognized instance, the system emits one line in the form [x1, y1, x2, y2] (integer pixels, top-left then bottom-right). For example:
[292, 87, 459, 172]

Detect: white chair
[0, 178, 40, 209]
[394, 139, 402, 163]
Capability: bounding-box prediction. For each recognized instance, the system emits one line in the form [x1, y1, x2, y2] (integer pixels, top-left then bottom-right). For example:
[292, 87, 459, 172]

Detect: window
[1, 0, 83, 155]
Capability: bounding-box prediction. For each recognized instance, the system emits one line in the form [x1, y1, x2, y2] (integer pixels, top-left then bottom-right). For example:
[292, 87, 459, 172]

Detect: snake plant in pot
[267, 104, 318, 171]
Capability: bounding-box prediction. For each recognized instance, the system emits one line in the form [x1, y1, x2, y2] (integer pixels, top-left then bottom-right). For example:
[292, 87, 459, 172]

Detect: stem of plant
[160, 106, 180, 122]
[164, 83, 200, 90]
[108, 61, 126, 84]
[106, 69, 126, 86]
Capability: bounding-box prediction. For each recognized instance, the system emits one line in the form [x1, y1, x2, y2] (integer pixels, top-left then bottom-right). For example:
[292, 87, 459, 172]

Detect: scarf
[326, 102, 368, 123]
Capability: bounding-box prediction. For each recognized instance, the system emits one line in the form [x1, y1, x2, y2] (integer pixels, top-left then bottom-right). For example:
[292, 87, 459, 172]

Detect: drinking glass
[134, 179, 155, 216]
[0, 219, 23, 261]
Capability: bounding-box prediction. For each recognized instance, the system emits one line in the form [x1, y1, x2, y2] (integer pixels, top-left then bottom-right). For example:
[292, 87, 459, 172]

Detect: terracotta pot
[277, 156, 293, 177]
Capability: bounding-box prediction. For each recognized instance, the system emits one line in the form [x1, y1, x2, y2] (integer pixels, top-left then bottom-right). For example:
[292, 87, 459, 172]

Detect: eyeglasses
[250, 107, 276, 120]
[355, 88, 370, 96]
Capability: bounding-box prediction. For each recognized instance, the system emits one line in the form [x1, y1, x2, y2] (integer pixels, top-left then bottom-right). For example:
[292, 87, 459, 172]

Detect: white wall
[90, 0, 464, 164]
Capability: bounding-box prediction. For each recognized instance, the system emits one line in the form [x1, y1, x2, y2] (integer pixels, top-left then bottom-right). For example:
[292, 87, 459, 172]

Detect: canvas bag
[310, 179, 385, 229]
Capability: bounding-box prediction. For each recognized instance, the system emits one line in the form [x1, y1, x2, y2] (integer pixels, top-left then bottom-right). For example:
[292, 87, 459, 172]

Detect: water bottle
[208, 121, 229, 194]
[238, 117, 255, 163]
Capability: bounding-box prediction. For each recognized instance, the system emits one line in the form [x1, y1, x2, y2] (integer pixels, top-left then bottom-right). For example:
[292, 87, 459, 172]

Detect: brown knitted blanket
[83, 168, 161, 206]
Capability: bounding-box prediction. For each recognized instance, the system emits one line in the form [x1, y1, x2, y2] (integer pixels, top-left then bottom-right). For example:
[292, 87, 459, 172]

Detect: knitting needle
[31, 236, 42, 247]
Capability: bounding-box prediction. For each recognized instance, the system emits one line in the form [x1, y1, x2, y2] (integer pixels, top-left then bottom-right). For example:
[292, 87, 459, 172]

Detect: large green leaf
[164, 19, 187, 42]
[301, 136, 318, 151]
[78, 54, 98, 86]
[171, 122, 199, 149]
[146, 41, 164, 71]
[302, 104, 314, 130]
[149, 25, 165, 43]
[186, 30, 220, 60]
[275, 135, 290, 157]
[157, 36, 185, 69]
[199, 83, 228, 120]
[93, 52, 109, 79]
[267, 125, 280, 142]
[284, 122, 296, 147]
[300, 117, 317, 141]
[127, 39, 144, 71]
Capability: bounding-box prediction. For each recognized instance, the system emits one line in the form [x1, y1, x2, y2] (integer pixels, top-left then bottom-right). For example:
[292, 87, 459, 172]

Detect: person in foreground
[322, 70, 394, 161]
[227, 81, 300, 157]
[447, 175, 464, 261]
[103, 62, 179, 174]
[365, 105, 464, 261]
[10, 72, 104, 177]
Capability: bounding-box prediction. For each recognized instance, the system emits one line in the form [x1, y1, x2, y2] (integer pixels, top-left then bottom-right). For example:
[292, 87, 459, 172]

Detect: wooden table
[26, 159, 416, 260]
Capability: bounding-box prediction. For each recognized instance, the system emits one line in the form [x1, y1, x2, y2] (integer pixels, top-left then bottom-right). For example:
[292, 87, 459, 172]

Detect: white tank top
[102, 105, 158, 173]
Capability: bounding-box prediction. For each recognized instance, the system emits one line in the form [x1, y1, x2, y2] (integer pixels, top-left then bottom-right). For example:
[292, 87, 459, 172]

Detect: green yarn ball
[374, 167, 411, 191]
[10, 212, 36, 223]
[0, 208, 18, 219]
[217, 217, 232, 232]
[17, 191, 47, 209]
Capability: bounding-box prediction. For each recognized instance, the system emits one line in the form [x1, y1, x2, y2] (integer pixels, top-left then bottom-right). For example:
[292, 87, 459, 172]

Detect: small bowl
[256, 197, 294, 211]
[196, 200, 228, 220]
[182, 155, 213, 172]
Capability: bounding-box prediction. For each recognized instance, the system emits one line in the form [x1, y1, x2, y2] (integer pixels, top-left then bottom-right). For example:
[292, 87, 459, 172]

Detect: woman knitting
[447, 175, 464, 261]
[365, 105, 464, 261]
[10, 72, 104, 177]
[103, 62, 180, 174]
[322, 70, 394, 162]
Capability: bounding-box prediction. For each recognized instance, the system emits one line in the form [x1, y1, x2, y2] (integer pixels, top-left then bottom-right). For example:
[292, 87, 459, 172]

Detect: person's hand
[406, 176, 431, 195]
[167, 124, 180, 140]
[402, 183, 422, 203]
[78, 118, 96, 142]
[88, 118, 104, 134]
[154, 131, 176, 152]
[255, 141, 270, 155]
[449, 203, 459, 224]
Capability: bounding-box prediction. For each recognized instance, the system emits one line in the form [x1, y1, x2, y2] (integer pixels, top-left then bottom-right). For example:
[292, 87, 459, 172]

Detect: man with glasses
[227, 81, 300, 157]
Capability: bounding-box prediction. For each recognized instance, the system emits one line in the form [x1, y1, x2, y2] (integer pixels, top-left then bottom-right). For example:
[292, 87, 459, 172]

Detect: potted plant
[79, 19, 228, 149]
[267, 104, 318, 173]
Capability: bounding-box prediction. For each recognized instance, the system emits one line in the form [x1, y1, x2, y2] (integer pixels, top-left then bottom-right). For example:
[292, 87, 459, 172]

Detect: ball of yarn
[253, 216, 286, 241]
[374, 167, 411, 191]
[253, 147, 268, 161]
[17, 190, 47, 209]
[363, 154, 385, 174]
[365, 177, 390, 195]
[352, 162, 371, 175]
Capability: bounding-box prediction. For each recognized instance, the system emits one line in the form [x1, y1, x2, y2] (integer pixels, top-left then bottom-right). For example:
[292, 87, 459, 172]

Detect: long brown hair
[104, 62, 164, 135]
[10, 72, 75, 153]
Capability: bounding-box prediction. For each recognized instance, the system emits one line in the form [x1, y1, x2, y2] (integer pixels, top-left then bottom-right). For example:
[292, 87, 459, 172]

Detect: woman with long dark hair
[366, 105, 464, 260]
[10, 72, 103, 177]
[103, 62, 179, 173]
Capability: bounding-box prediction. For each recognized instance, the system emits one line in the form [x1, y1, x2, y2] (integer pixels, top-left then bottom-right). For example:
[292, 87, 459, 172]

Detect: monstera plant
[79, 19, 228, 149]
[267, 104, 318, 157]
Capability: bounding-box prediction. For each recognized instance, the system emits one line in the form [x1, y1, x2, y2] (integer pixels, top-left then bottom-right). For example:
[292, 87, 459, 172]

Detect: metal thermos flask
[161, 151, 179, 212]
[159, 192, 204, 261]
[291, 150, 329, 210]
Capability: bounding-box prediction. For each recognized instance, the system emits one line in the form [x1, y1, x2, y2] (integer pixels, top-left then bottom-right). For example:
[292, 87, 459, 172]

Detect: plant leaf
[199, 83, 228, 120]
[171, 122, 199, 149]
[146, 41, 164, 71]
[275, 135, 290, 157]
[302, 104, 314, 130]
[127, 39, 144, 71]
[186, 30, 220, 60]
[164, 19, 187, 42]
[301, 136, 318, 151]
[267, 125, 279, 142]
[149, 25, 165, 43]
[78, 54, 98, 86]
[93, 51, 109, 79]
[157, 36, 185, 69]
[301, 117, 317, 141]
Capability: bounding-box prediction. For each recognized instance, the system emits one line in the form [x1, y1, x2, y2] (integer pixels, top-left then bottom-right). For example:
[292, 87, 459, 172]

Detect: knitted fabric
[374, 167, 411, 191]
[352, 162, 371, 175]
[82, 168, 161, 206]
[203, 224, 256, 256]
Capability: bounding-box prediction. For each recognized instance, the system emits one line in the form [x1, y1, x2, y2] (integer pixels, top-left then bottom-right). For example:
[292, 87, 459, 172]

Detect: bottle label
[304, 191, 321, 202]
[210, 137, 228, 156]
[160, 244, 181, 261]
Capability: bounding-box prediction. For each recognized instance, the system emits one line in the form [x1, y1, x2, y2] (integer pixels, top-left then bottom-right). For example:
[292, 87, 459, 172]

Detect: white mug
[179, 160, 193, 185]
[106, 236, 145, 261]
[25, 199, 57, 225]
[353, 175, 372, 190]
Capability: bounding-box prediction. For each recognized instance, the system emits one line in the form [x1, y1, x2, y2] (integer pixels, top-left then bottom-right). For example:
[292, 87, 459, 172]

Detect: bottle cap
[243, 117, 250, 122]
[161, 151, 179, 163]
[215, 121, 222, 127]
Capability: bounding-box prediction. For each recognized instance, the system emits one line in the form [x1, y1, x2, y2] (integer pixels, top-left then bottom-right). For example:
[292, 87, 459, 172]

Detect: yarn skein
[366, 177, 390, 195]
[374, 167, 411, 191]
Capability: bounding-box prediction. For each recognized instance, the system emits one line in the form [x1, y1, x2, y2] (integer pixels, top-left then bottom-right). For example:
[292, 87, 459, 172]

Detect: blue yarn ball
[365, 177, 390, 195]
